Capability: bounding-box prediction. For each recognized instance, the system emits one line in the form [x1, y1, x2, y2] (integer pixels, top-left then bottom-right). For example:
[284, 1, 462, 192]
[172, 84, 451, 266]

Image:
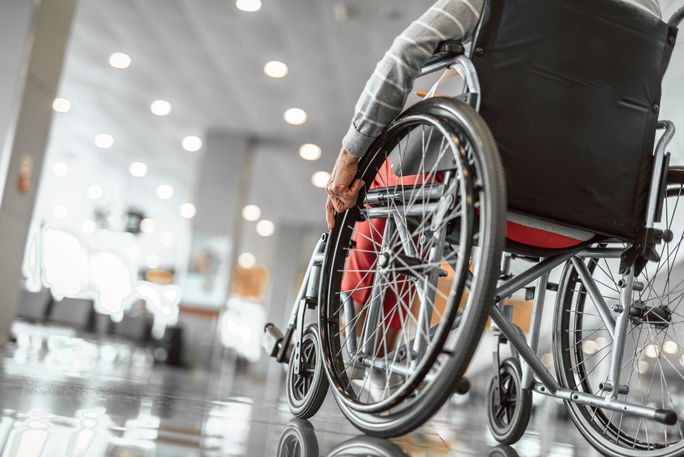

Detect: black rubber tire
[327, 435, 409, 457]
[286, 324, 328, 419]
[487, 358, 532, 445]
[552, 167, 684, 457]
[276, 419, 319, 457]
[319, 97, 506, 437]
[488, 445, 521, 457]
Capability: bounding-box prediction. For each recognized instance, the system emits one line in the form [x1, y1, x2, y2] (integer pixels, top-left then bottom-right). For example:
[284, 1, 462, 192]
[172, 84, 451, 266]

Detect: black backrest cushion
[472, 0, 676, 239]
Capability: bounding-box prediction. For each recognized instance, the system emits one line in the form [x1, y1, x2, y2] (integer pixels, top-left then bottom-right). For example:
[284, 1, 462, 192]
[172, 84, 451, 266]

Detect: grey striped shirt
[342, 0, 662, 158]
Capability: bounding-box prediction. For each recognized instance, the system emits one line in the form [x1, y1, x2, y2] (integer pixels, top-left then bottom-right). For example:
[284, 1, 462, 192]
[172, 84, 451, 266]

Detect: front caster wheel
[487, 358, 532, 445]
[286, 324, 328, 419]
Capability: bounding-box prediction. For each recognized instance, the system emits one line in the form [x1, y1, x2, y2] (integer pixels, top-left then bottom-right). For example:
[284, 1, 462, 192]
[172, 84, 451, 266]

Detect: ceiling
[35, 0, 684, 271]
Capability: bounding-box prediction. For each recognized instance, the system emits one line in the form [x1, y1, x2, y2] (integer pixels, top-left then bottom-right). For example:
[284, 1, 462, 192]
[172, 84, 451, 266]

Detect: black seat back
[472, 0, 677, 239]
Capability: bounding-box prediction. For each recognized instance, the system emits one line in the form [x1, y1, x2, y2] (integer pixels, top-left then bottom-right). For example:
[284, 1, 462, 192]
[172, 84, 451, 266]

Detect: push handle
[669, 7, 684, 28]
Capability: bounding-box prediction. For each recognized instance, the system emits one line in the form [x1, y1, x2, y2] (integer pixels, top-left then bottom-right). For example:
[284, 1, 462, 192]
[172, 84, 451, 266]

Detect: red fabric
[341, 158, 584, 328]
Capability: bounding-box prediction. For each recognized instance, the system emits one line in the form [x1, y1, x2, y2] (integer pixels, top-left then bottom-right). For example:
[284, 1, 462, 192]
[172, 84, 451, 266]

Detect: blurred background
[0, 0, 682, 456]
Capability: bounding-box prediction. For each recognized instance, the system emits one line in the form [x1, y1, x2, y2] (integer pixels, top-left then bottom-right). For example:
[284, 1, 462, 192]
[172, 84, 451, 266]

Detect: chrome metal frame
[280, 51, 678, 427]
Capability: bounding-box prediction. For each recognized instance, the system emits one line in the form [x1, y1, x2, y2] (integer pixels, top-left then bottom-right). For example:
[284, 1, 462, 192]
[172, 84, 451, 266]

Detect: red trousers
[341, 158, 582, 329]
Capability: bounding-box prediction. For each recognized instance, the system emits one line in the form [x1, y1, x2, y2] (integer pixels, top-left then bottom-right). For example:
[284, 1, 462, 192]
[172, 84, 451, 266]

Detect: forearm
[343, 0, 483, 158]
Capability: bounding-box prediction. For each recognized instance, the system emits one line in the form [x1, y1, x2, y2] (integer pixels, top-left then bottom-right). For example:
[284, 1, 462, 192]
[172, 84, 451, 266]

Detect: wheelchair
[263, 0, 684, 455]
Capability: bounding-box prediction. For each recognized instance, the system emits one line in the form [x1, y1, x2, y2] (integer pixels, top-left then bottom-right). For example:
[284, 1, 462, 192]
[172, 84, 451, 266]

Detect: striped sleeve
[342, 0, 484, 158]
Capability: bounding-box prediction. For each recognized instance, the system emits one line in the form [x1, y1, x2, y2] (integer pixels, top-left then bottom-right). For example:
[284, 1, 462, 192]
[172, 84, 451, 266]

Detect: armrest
[419, 40, 465, 77]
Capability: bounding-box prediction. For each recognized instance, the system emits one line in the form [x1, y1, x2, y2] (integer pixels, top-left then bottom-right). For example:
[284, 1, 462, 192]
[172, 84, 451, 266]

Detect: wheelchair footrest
[262, 323, 284, 359]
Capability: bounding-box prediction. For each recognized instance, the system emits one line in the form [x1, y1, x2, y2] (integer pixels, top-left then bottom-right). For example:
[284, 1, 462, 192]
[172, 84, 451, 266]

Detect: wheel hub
[630, 300, 672, 327]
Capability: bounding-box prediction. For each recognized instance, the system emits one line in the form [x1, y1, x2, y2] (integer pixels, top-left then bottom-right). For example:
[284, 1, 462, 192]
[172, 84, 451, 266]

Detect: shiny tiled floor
[0, 338, 602, 457]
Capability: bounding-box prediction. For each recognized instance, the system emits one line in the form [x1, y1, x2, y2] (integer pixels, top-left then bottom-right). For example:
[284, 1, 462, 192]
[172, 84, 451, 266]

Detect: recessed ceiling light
[53, 206, 67, 220]
[299, 143, 322, 161]
[238, 252, 256, 268]
[284, 108, 307, 125]
[95, 133, 114, 149]
[182, 136, 202, 152]
[264, 61, 288, 78]
[52, 98, 71, 113]
[236, 0, 262, 12]
[160, 232, 174, 247]
[129, 162, 148, 177]
[87, 184, 103, 200]
[156, 184, 174, 200]
[242, 204, 261, 221]
[52, 162, 69, 177]
[140, 218, 155, 233]
[146, 254, 160, 269]
[150, 100, 172, 116]
[108, 52, 131, 69]
[256, 219, 275, 237]
[82, 219, 96, 234]
[311, 171, 330, 188]
[179, 202, 196, 219]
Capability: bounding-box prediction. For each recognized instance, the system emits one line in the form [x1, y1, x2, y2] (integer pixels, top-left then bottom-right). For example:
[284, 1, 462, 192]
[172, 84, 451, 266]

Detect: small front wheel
[286, 324, 328, 419]
[487, 358, 532, 445]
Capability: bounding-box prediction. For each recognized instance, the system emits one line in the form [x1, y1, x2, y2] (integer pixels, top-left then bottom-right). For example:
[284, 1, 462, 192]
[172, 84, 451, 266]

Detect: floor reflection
[0, 335, 601, 456]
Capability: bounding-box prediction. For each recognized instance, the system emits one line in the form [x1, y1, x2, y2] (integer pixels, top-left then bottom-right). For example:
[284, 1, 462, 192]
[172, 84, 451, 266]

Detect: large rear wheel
[554, 167, 684, 456]
[319, 98, 506, 436]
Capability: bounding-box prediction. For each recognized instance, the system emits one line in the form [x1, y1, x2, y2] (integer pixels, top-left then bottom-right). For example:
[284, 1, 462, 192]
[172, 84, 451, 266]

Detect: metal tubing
[521, 272, 548, 390]
[362, 218, 394, 355]
[646, 121, 675, 228]
[287, 235, 326, 327]
[490, 306, 561, 393]
[363, 202, 441, 219]
[607, 267, 634, 399]
[495, 250, 579, 301]
[342, 292, 358, 354]
[577, 248, 625, 258]
[531, 382, 667, 423]
[364, 184, 443, 206]
[571, 257, 616, 339]
[412, 227, 446, 360]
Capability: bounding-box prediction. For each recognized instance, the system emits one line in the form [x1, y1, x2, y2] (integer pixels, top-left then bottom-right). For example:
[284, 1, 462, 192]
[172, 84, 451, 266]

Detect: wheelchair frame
[264, 48, 679, 427]
[262, 7, 684, 446]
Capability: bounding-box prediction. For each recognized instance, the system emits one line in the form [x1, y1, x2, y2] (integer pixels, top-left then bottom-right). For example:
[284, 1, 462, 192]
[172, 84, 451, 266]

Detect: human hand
[325, 148, 365, 230]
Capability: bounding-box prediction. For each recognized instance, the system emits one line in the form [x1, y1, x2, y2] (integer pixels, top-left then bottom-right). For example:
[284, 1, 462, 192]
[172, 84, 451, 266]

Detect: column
[0, 0, 77, 345]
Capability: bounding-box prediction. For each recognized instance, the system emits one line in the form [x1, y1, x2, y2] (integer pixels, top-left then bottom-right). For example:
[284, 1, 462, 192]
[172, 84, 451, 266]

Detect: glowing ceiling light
[238, 252, 256, 268]
[182, 135, 202, 152]
[284, 108, 307, 125]
[140, 218, 155, 234]
[86, 184, 103, 200]
[52, 97, 71, 113]
[242, 204, 261, 221]
[108, 52, 131, 69]
[82, 220, 96, 234]
[664, 340, 678, 354]
[645, 344, 660, 358]
[94, 133, 114, 149]
[179, 203, 196, 219]
[236, 0, 262, 12]
[52, 162, 69, 177]
[264, 61, 288, 78]
[156, 184, 174, 200]
[256, 219, 275, 237]
[53, 206, 67, 220]
[311, 171, 330, 188]
[129, 161, 148, 177]
[150, 99, 172, 116]
[299, 143, 321, 161]
[637, 360, 649, 374]
[582, 340, 597, 355]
